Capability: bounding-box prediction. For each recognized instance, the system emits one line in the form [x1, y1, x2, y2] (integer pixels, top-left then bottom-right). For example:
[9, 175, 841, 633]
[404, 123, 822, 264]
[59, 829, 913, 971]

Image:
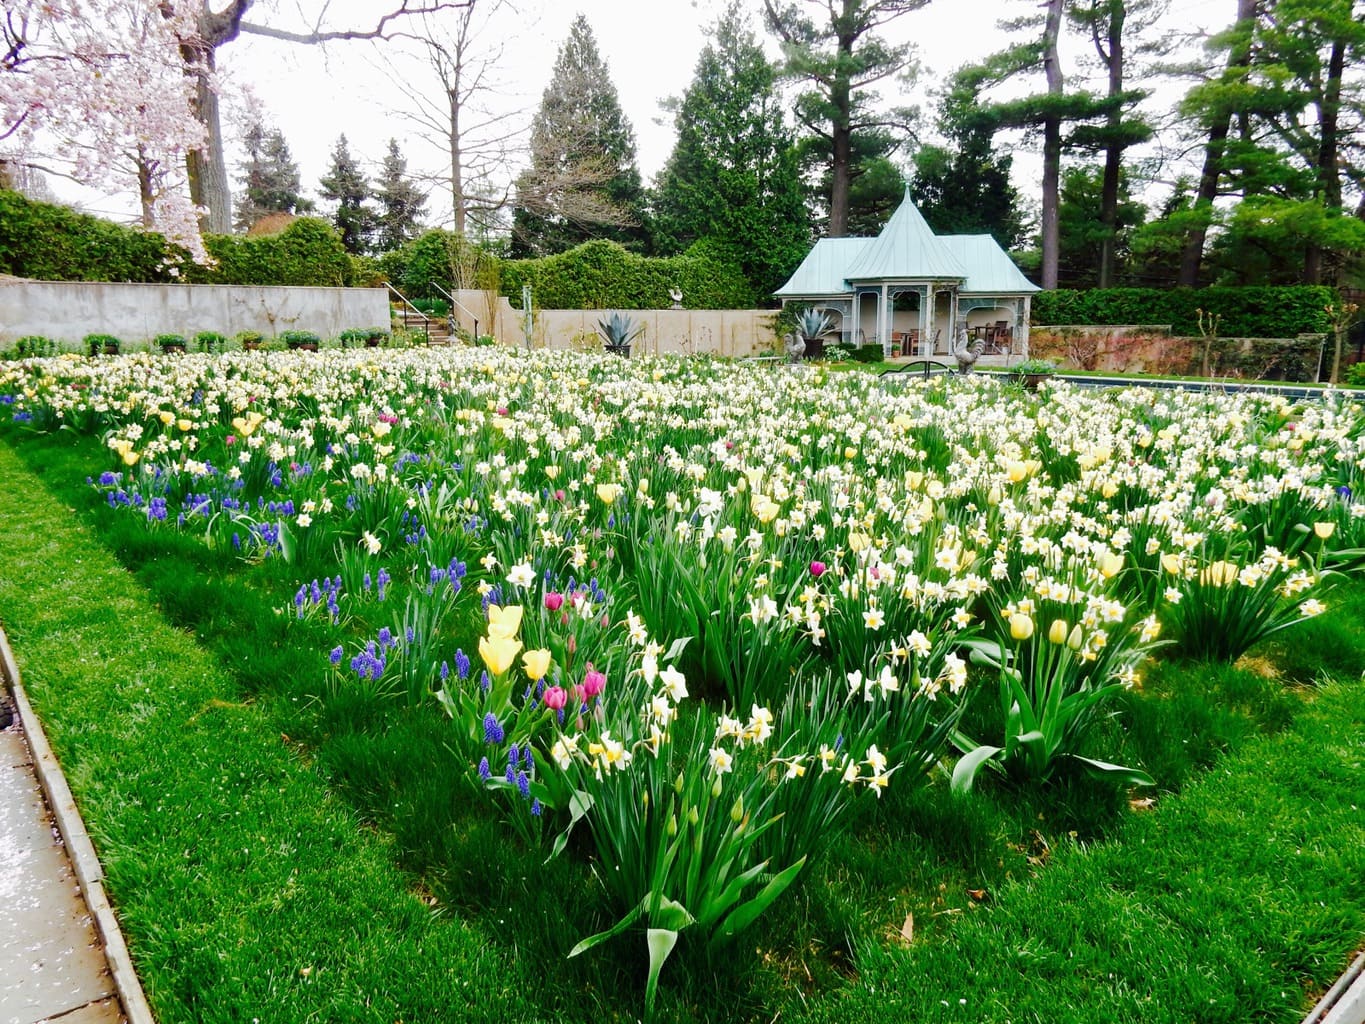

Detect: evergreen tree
[511, 15, 648, 256]
[762, 0, 926, 237]
[653, 2, 810, 299]
[234, 123, 312, 232]
[373, 138, 427, 252]
[1175, 0, 1365, 284]
[318, 134, 377, 254]
[910, 66, 1027, 250]
[1056, 163, 1146, 286]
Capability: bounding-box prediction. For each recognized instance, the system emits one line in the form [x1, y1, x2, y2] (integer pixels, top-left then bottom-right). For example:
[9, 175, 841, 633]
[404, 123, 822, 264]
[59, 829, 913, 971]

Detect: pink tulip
[544, 592, 564, 611]
[543, 685, 568, 711]
[810, 561, 827, 577]
[583, 667, 606, 698]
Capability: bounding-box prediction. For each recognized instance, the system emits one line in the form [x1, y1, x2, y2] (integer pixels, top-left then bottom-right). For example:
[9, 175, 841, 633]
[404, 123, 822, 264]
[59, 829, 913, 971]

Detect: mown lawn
[2, 426, 1363, 1023]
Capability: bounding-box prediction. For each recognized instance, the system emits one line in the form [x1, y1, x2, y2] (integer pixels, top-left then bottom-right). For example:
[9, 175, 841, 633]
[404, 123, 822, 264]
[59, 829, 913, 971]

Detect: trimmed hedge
[1032, 286, 1336, 338]
[501, 239, 755, 310]
[0, 191, 353, 288]
[0, 189, 170, 282]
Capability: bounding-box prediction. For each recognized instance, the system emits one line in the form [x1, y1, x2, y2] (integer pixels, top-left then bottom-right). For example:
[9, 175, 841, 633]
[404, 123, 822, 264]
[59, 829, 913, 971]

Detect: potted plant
[194, 330, 227, 354]
[365, 328, 389, 348]
[796, 309, 834, 360]
[598, 312, 644, 358]
[338, 328, 368, 349]
[281, 329, 321, 352]
[85, 333, 121, 356]
[156, 333, 188, 354]
[236, 330, 263, 351]
[1011, 357, 1057, 390]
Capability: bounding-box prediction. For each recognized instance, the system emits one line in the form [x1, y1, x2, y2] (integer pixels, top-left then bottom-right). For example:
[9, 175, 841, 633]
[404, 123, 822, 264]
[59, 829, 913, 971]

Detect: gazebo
[775, 189, 1040, 360]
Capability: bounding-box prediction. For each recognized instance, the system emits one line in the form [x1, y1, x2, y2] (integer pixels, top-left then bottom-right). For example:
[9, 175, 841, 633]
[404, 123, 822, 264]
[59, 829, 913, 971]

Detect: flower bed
[2, 349, 1362, 1011]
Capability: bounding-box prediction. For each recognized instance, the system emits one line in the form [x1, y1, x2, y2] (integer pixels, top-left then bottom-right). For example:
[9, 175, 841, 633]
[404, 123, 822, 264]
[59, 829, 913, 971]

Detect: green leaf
[644, 928, 680, 1014]
[715, 856, 807, 942]
[548, 789, 593, 862]
[951, 745, 1002, 793]
[663, 635, 692, 662]
[1068, 754, 1156, 787]
[568, 900, 642, 958]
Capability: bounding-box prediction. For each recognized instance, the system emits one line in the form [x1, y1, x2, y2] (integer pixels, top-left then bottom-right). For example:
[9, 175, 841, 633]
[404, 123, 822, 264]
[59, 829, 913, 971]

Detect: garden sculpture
[953, 328, 987, 374]
[784, 332, 806, 363]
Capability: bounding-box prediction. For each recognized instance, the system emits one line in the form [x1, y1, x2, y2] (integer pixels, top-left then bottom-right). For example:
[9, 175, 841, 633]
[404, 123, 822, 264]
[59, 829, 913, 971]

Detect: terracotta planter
[160, 343, 186, 355]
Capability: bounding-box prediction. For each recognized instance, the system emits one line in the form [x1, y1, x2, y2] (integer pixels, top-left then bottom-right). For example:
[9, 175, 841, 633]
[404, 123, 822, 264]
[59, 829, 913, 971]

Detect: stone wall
[1029, 324, 1327, 381]
[0, 279, 390, 345]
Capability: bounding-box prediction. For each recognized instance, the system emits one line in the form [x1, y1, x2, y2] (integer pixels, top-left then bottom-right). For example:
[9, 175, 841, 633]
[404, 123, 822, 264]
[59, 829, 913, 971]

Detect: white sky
[52, 0, 1236, 228]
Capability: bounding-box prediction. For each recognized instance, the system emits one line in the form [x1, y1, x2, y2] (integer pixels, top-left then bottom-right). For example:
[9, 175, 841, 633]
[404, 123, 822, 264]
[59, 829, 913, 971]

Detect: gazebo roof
[844, 192, 966, 281]
[939, 235, 1041, 294]
[775, 191, 1039, 297]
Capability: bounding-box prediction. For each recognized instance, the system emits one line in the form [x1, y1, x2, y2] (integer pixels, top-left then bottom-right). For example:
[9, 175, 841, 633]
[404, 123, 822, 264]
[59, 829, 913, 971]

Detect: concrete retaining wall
[0, 280, 390, 345]
[448, 290, 779, 357]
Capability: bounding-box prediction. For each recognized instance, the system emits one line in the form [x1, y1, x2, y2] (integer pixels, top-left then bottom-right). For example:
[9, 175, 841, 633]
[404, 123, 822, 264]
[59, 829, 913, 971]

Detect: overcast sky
[58, 0, 1233, 228]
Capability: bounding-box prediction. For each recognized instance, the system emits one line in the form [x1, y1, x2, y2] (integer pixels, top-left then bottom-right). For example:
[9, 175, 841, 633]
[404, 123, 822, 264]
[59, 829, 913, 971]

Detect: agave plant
[795, 309, 834, 341]
[597, 312, 645, 350]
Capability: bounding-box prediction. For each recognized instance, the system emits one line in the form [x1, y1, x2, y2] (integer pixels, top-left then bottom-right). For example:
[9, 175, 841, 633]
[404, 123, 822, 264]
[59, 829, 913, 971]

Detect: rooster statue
[953, 327, 987, 374]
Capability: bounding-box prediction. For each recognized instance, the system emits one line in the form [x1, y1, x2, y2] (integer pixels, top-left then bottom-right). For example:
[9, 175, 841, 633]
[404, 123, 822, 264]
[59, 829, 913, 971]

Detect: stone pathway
[0, 677, 148, 1024]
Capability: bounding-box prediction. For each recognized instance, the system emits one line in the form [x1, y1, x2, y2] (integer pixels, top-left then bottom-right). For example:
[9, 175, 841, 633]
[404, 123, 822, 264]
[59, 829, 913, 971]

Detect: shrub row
[0, 190, 359, 288]
[500, 239, 755, 310]
[1032, 286, 1337, 338]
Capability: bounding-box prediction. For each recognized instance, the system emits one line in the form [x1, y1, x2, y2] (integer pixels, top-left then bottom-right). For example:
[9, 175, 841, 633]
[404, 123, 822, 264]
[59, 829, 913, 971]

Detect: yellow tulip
[1009, 613, 1035, 641]
[1160, 553, 1182, 575]
[1097, 551, 1123, 578]
[177, 418, 193, 432]
[158, 410, 175, 426]
[522, 648, 552, 681]
[596, 482, 621, 504]
[486, 604, 523, 639]
[1200, 561, 1240, 587]
[1005, 461, 1028, 483]
[1067, 624, 1085, 650]
[1101, 480, 1119, 499]
[121, 449, 140, 466]
[545, 465, 560, 480]
[1313, 521, 1336, 540]
[479, 634, 523, 676]
[1048, 619, 1068, 645]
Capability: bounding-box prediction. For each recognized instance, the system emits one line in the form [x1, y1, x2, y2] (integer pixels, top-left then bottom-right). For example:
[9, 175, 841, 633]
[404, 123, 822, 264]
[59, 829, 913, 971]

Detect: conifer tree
[653, 2, 810, 299]
[318, 134, 377, 254]
[511, 15, 648, 256]
[234, 123, 311, 232]
[373, 139, 427, 252]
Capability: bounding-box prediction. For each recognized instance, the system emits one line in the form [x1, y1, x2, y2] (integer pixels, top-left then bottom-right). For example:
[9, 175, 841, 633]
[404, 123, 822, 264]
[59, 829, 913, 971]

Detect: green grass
[2, 428, 1364, 1023]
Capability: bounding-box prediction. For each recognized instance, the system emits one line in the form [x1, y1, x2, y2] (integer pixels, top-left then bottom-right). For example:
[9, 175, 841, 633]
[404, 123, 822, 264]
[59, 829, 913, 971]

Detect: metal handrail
[431, 283, 480, 342]
[384, 283, 430, 344]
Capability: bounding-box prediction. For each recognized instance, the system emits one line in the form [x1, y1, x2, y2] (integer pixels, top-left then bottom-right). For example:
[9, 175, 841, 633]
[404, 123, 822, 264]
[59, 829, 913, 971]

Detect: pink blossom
[544, 592, 564, 611]
[810, 561, 827, 577]
[582, 667, 606, 698]
[543, 686, 568, 712]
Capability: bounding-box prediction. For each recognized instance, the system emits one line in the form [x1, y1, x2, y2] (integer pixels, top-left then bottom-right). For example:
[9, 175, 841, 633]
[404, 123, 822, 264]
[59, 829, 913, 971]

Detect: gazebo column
[922, 284, 934, 356]
[879, 283, 890, 356]
[1021, 295, 1032, 357]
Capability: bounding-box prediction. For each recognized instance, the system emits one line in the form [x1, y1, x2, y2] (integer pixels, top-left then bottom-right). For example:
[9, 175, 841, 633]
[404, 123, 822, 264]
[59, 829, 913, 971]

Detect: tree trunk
[829, 78, 852, 237]
[1096, 0, 1125, 288]
[449, 88, 465, 236]
[1040, 0, 1064, 290]
[1304, 34, 1346, 285]
[1179, 0, 1259, 287]
[136, 148, 156, 228]
[184, 46, 232, 234]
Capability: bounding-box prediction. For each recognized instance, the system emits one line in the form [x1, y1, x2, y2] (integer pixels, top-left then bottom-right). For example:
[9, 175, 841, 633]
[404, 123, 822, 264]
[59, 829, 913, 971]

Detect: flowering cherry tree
[2, 0, 211, 261]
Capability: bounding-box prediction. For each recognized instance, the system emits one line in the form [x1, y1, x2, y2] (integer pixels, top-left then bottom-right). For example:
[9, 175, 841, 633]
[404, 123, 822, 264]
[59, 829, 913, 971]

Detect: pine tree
[910, 64, 1026, 250]
[511, 15, 648, 256]
[762, 0, 926, 238]
[653, 2, 810, 299]
[318, 134, 377, 254]
[373, 139, 427, 252]
[234, 123, 311, 231]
